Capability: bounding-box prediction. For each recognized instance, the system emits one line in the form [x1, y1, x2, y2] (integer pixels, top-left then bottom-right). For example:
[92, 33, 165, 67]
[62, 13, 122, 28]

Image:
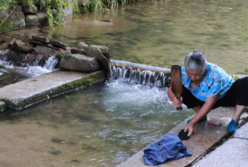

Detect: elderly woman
[168, 51, 248, 136]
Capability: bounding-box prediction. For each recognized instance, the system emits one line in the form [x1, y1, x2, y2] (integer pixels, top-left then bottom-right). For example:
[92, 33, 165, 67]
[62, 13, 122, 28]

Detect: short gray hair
[184, 51, 208, 74]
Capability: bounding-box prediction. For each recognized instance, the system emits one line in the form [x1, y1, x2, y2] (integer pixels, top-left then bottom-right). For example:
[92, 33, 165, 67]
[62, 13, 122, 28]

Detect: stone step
[0, 70, 106, 110]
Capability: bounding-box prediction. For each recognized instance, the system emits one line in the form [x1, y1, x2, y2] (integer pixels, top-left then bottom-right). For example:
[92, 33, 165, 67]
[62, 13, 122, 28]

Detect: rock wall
[1, 36, 110, 73]
[0, 0, 84, 33]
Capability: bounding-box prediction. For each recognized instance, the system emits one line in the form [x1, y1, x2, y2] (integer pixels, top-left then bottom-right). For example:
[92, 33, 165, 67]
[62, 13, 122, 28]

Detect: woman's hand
[172, 96, 183, 108]
[184, 122, 194, 136]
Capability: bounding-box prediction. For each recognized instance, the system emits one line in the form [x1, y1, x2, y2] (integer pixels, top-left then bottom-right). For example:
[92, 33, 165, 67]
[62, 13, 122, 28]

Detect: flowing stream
[0, 0, 247, 166]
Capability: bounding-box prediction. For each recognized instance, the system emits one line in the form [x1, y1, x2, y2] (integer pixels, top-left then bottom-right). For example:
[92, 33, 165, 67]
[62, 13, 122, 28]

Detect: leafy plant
[63, 2, 68, 7]
[73, 4, 80, 14]
[89, 0, 105, 11]
[46, 6, 54, 27]
[0, 0, 17, 11]
[232, 76, 239, 81]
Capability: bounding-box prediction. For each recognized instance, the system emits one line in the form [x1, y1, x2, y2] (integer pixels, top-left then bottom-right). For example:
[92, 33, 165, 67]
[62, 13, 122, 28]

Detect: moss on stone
[0, 101, 6, 111]
[51, 72, 104, 96]
[6, 71, 106, 110]
[0, 18, 13, 32]
[6, 94, 49, 110]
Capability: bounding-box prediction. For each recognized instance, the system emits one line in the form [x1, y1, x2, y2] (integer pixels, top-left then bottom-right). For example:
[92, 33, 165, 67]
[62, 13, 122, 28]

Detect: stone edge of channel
[0, 70, 107, 110]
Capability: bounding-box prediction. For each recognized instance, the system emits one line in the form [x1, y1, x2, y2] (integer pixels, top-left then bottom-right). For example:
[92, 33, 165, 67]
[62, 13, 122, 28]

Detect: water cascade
[110, 60, 171, 87]
[0, 50, 59, 86]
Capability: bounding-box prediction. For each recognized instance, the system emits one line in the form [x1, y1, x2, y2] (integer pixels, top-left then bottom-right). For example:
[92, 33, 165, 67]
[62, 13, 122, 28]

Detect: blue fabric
[181, 63, 234, 101]
[227, 119, 239, 134]
[143, 133, 192, 165]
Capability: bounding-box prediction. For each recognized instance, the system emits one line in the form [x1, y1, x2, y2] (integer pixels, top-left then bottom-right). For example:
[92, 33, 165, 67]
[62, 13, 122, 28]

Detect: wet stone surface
[0, 70, 106, 109]
[233, 122, 248, 139]
[117, 107, 237, 167]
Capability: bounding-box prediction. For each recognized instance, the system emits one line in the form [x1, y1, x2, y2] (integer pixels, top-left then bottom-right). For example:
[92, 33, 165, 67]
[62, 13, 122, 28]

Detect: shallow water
[1, 81, 193, 166]
[2, 0, 248, 76]
[0, 0, 247, 166]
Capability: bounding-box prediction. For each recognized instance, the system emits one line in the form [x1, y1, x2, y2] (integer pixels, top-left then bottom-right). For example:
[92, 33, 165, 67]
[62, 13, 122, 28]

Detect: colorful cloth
[181, 63, 234, 101]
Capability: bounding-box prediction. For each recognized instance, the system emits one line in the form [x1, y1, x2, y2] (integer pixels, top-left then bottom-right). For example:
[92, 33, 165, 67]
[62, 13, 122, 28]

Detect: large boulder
[22, 3, 38, 14]
[8, 5, 26, 28]
[25, 13, 47, 26]
[60, 54, 100, 72]
[91, 45, 110, 60]
[77, 42, 110, 72]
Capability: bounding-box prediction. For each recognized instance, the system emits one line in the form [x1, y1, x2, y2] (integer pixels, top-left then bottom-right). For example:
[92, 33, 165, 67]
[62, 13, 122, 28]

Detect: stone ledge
[0, 70, 106, 110]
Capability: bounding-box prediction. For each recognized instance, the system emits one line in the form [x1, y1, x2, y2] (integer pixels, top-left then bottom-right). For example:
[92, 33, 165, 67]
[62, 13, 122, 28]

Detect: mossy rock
[0, 18, 13, 32]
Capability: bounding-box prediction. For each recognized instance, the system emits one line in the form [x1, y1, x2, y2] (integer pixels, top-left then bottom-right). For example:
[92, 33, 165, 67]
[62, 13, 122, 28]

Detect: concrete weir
[117, 107, 248, 167]
[0, 70, 107, 110]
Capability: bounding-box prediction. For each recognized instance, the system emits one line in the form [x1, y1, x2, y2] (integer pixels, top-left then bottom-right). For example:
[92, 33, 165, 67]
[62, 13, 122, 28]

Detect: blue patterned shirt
[181, 63, 234, 101]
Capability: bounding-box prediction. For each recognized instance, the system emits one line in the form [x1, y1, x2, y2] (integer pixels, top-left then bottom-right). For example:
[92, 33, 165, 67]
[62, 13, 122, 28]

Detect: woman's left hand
[184, 122, 194, 136]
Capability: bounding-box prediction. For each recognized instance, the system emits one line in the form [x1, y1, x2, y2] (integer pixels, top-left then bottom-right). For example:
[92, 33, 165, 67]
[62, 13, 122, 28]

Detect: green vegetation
[0, 0, 17, 11]
[232, 76, 239, 81]
[0, 0, 143, 30]
[0, 102, 6, 111]
[0, 18, 13, 32]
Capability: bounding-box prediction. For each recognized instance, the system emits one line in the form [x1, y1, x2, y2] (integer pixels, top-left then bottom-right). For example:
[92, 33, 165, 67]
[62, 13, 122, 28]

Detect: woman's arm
[168, 86, 183, 108]
[184, 93, 219, 136]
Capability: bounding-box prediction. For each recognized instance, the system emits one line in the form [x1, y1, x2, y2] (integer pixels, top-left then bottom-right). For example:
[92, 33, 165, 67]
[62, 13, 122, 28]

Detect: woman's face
[186, 70, 204, 82]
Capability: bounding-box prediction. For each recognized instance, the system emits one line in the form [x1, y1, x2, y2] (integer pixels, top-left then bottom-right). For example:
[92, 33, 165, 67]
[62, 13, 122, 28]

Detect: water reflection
[1, 0, 248, 76]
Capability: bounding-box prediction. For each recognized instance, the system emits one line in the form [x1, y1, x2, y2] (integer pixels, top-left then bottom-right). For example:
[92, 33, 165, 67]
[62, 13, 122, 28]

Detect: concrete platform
[0, 70, 106, 110]
[117, 107, 248, 167]
[193, 121, 248, 167]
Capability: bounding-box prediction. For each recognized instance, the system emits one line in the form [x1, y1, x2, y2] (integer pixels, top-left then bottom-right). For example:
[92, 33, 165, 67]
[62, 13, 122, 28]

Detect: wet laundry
[143, 133, 192, 165]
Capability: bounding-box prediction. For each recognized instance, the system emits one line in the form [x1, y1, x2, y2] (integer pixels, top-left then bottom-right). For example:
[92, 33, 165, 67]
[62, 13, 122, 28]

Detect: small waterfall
[43, 55, 59, 71]
[0, 50, 59, 79]
[110, 60, 171, 88]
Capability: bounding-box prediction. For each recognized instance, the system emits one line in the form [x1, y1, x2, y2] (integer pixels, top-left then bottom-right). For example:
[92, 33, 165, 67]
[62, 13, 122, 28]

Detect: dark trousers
[181, 77, 248, 109]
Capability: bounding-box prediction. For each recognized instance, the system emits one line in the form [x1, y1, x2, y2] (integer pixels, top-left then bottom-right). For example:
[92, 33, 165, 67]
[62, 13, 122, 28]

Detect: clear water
[1, 81, 193, 166]
[0, 0, 247, 166]
[1, 0, 248, 76]
[0, 52, 59, 87]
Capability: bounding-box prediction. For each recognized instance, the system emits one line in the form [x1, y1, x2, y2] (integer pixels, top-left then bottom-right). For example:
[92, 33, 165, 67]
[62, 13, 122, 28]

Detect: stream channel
[0, 0, 248, 166]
